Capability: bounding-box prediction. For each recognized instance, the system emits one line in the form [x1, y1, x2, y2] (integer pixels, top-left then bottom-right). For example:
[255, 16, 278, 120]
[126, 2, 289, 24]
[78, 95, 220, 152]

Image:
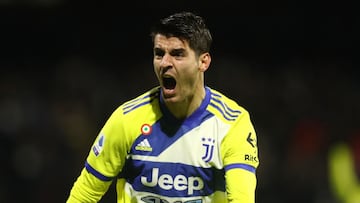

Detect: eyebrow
[153, 47, 186, 55]
[170, 48, 186, 55]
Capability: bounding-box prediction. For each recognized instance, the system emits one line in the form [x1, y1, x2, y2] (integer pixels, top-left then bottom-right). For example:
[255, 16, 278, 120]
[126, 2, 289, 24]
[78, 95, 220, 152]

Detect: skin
[153, 34, 211, 119]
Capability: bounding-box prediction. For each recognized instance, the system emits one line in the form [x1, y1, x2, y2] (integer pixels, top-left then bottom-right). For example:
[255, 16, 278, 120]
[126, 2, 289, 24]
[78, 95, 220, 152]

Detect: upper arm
[221, 111, 259, 202]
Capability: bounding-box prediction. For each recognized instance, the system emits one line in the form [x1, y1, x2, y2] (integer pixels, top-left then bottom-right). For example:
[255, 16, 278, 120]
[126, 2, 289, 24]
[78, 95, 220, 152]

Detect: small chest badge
[141, 124, 152, 135]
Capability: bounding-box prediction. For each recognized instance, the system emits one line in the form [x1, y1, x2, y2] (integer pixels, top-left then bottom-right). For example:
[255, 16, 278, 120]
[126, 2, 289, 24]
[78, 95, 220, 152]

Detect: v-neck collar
[159, 87, 211, 126]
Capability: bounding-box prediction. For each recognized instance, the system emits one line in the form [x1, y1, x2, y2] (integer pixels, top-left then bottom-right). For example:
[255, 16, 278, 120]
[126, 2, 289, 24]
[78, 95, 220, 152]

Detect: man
[67, 11, 259, 203]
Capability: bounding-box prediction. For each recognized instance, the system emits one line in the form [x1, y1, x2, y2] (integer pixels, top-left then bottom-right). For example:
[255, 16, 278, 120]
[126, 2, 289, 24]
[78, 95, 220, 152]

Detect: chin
[161, 91, 178, 103]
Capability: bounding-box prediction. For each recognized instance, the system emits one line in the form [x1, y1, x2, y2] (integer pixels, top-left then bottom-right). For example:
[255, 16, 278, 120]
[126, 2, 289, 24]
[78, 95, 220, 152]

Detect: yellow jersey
[67, 86, 259, 203]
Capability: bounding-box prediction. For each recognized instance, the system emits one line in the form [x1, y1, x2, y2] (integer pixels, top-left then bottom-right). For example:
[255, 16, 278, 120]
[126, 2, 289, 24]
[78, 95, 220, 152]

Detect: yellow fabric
[220, 110, 259, 169]
[221, 110, 258, 203]
[67, 88, 160, 203]
[116, 179, 132, 203]
[86, 89, 161, 178]
[226, 169, 257, 203]
[67, 169, 112, 203]
[209, 89, 259, 202]
[328, 143, 360, 203]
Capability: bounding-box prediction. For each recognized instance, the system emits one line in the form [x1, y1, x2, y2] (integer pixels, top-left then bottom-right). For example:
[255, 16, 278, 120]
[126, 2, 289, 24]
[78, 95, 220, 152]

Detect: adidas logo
[135, 138, 153, 151]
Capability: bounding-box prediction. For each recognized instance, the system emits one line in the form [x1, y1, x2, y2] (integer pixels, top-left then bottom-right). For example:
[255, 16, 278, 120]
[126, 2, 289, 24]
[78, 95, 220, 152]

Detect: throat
[165, 93, 204, 120]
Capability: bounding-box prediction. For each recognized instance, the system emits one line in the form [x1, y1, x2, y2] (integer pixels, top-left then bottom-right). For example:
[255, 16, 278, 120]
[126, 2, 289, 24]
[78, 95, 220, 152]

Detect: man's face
[153, 34, 204, 104]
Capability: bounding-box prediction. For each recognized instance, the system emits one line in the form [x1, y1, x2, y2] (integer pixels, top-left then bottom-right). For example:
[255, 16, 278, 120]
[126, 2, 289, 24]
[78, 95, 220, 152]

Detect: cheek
[153, 59, 157, 69]
[153, 65, 161, 79]
[180, 67, 199, 84]
[184, 62, 200, 76]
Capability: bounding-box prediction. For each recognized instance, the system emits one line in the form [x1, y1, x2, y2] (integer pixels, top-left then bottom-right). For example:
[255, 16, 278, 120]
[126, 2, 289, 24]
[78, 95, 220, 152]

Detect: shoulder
[101, 86, 161, 138]
[119, 86, 161, 115]
[207, 87, 249, 122]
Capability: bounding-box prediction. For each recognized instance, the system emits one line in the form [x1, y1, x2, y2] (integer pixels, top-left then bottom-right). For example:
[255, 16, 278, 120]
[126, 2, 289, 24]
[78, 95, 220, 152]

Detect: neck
[165, 87, 206, 119]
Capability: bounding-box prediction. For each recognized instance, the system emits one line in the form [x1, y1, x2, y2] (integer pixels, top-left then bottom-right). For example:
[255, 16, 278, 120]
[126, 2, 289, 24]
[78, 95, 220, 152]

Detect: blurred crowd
[1, 1, 358, 203]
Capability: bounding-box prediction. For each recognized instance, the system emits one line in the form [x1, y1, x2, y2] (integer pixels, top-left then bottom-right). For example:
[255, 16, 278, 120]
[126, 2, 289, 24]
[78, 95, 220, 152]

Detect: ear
[199, 53, 211, 72]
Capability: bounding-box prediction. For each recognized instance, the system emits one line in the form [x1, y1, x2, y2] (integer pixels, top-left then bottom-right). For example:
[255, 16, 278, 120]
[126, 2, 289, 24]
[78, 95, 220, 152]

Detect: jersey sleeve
[66, 168, 112, 203]
[67, 106, 130, 202]
[221, 110, 259, 203]
[86, 106, 129, 178]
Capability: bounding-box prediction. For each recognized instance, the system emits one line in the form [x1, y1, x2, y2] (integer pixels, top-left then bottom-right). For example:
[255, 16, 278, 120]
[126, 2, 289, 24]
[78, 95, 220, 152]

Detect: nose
[159, 54, 172, 68]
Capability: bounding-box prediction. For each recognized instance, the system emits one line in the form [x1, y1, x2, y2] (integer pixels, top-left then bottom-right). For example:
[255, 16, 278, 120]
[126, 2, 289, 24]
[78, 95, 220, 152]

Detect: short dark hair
[150, 11, 213, 56]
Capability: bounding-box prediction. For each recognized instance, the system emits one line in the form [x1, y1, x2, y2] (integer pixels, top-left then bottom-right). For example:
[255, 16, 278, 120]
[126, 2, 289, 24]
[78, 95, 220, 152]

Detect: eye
[153, 48, 164, 58]
[171, 49, 185, 58]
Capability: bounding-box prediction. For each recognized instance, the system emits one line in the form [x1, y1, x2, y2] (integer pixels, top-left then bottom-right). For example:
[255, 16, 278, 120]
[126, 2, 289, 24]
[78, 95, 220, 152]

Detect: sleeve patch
[92, 134, 105, 156]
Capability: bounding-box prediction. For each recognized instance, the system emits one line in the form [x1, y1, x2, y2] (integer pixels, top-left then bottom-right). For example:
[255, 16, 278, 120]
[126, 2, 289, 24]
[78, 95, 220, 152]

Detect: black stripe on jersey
[123, 91, 159, 114]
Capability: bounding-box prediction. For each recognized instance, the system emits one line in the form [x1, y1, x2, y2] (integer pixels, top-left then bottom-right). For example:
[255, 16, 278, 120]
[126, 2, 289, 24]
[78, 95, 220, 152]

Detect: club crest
[201, 137, 215, 162]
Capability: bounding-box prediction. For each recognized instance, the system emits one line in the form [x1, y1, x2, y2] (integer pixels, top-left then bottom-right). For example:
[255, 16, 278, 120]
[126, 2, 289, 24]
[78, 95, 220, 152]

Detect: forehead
[153, 34, 190, 50]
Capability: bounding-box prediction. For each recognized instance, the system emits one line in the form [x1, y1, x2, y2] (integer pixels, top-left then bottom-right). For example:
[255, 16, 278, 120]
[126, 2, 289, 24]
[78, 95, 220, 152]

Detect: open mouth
[162, 77, 176, 90]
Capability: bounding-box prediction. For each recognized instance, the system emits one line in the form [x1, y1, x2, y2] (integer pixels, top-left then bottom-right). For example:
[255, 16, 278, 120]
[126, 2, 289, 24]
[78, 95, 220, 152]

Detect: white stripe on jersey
[131, 116, 230, 169]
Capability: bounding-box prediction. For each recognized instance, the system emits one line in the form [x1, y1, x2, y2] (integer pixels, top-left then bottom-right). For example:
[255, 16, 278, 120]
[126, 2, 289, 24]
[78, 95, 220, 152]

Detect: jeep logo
[141, 168, 204, 195]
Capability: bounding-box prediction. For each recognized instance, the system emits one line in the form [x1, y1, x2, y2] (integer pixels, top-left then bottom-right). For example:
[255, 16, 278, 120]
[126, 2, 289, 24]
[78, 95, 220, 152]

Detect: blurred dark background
[0, 0, 358, 202]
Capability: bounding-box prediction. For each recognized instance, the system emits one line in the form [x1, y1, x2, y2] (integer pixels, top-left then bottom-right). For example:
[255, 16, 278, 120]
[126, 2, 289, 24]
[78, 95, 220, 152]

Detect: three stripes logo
[136, 124, 153, 151]
[135, 138, 153, 151]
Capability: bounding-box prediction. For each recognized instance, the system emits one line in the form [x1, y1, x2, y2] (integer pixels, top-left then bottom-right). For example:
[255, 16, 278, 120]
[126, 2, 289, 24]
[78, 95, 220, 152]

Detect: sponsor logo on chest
[141, 168, 204, 195]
